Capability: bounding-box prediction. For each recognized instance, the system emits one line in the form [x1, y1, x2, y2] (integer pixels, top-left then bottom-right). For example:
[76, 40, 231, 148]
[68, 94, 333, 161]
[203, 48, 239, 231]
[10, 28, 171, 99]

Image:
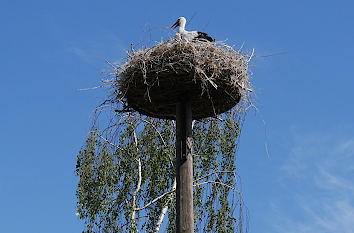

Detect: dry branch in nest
[112, 39, 253, 120]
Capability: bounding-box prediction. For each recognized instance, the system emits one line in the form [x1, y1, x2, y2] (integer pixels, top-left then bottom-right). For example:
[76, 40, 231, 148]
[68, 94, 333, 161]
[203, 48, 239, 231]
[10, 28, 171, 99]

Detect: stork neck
[179, 21, 186, 33]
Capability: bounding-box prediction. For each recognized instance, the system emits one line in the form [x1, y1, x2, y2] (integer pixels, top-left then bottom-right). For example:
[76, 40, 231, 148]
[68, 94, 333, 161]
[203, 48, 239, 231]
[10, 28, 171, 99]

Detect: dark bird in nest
[171, 16, 215, 42]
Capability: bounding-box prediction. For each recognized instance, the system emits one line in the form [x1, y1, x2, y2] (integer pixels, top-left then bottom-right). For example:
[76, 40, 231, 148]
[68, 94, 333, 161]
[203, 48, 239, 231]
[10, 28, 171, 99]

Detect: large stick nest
[113, 39, 253, 120]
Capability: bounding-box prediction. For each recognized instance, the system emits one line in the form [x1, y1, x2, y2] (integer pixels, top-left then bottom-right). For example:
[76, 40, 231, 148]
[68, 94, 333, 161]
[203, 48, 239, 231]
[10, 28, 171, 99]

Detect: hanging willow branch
[76, 109, 250, 233]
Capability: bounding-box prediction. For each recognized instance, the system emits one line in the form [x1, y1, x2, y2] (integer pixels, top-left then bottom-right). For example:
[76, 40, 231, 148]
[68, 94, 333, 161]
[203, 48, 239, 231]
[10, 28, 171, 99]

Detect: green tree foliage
[76, 110, 246, 232]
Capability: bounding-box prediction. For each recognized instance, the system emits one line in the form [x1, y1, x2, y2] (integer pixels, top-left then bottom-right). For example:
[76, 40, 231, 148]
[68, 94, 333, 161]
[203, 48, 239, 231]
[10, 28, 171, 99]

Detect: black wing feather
[195, 31, 215, 42]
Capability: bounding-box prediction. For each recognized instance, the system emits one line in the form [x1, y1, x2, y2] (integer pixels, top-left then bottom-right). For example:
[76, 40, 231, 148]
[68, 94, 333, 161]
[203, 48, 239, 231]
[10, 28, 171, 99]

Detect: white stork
[171, 17, 215, 42]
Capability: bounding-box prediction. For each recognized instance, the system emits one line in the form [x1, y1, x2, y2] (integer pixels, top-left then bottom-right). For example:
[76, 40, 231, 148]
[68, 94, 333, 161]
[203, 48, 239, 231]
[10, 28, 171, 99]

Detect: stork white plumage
[171, 17, 214, 42]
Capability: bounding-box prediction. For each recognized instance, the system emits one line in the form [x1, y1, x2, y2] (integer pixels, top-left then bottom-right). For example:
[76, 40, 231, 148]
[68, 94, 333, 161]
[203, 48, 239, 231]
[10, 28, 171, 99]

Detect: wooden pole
[176, 100, 194, 233]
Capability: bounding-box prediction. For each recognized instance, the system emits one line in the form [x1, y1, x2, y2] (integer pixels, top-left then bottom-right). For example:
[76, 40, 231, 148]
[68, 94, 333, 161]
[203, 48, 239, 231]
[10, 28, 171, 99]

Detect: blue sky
[1, 0, 354, 232]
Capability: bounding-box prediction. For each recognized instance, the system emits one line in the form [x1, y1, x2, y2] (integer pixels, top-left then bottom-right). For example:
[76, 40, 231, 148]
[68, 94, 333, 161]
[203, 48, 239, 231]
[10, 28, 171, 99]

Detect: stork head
[171, 17, 186, 33]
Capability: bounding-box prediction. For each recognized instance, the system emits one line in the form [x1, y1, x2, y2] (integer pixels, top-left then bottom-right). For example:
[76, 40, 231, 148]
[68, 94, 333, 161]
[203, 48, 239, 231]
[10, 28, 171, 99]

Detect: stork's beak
[171, 19, 179, 29]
